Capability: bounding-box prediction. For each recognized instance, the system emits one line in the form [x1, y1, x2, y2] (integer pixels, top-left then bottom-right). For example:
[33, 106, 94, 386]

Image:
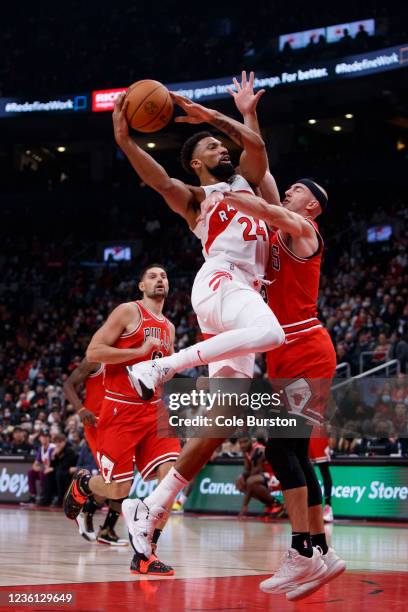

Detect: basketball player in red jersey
[220, 186, 346, 600]
[64, 360, 127, 546]
[223, 75, 345, 599]
[63, 264, 180, 575]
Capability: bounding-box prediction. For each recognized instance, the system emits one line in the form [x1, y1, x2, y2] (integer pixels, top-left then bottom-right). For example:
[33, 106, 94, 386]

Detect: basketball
[125, 80, 173, 132]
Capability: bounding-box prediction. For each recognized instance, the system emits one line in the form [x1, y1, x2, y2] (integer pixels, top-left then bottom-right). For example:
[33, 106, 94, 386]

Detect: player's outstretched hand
[112, 92, 130, 146]
[170, 92, 215, 125]
[227, 70, 265, 117]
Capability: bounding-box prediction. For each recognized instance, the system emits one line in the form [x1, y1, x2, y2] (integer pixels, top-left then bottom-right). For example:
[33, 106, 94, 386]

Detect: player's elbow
[86, 346, 98, 362]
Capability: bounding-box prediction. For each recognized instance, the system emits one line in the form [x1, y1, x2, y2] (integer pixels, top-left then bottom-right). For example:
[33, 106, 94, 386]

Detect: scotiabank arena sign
[92, 88, 127, 112]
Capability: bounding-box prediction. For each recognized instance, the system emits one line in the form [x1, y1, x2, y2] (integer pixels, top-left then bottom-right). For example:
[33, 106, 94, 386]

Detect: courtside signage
[0, 462, 30, 502]
[183, 463, 408, 519]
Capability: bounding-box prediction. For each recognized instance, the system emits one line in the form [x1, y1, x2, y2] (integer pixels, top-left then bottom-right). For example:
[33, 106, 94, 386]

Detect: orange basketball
[125, 80, 173, 132]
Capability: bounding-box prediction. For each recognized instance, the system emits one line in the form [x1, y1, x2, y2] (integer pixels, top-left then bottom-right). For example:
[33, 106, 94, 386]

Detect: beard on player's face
[206, 160, 235, 181]
[146, 285, 169, 299]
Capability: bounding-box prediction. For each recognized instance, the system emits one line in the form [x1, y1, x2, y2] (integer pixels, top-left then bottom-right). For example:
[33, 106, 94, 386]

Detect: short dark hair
[180, 131, 213, 175]
[139, 263, 167, 281]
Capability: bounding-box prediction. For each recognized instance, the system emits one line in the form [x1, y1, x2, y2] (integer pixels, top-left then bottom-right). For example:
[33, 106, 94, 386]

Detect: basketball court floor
[0, 507, 406, 611]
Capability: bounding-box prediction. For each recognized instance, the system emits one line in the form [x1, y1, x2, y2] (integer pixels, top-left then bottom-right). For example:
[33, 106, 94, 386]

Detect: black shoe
[63, 469, 90, 520]
[97, 527, 128, 546]
[130, 552, 174, 575]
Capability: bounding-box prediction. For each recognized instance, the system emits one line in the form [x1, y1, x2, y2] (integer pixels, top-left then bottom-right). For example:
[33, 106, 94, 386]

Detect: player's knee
[265, 441, 305, 490]
[252, 316, 285, 350]
[298, 457, 322, 506]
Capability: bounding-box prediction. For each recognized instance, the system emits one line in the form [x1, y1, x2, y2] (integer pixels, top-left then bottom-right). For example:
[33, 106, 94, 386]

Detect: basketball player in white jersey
[112, 88, 284, 557]
[113, 92, 283, 392]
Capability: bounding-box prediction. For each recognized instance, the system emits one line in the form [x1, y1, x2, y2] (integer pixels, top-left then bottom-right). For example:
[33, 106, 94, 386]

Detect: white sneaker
[286, 547, 346, 601]
[260, 547, 327, 594]
[76, 512, 96, 542]
[323, 504, 334, 523]
[127, 360, 174, 400]
[122, 498, 168, 558]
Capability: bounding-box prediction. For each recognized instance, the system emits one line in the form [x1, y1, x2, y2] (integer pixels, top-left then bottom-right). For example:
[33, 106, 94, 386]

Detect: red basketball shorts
[84, 424, 98, 460]
[266, 327, 336, 426]
[96, 397, 180, 484]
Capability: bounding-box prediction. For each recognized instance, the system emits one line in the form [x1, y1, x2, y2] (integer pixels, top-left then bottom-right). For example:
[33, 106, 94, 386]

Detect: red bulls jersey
[104, 301, 171, 399]
[84, 364, 104, 417]
[266, 220, 323, 336]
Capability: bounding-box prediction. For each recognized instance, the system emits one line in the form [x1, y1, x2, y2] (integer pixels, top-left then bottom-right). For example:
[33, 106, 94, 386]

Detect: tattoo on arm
[212, 117, 243, 147]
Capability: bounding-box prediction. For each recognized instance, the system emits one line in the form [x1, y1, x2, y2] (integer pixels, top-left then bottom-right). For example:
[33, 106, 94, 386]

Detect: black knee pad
[265, 439, 306, 491]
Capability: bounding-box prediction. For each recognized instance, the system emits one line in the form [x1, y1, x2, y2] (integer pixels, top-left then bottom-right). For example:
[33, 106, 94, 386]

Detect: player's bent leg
[286, 448, 345, 600]
[126, 367, 248, 557]
[63, 471, 131, 520]
[125, 461, 178, 575]
[128, 289, 284, 400]
[260, 439, 326, 594]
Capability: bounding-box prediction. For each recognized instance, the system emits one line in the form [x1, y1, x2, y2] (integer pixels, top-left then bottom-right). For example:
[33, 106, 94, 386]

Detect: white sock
[144, 467, 189, 511]
[157, 315, 284, 374]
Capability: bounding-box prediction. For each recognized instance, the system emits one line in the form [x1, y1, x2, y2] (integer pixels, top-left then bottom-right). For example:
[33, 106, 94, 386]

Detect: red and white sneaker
[260, 547, 326, 594]
[286, 547, 346, 601]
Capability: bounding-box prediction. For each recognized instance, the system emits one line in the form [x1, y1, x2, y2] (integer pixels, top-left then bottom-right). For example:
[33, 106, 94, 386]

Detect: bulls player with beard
[218, 184, 347, 600]
[63, 265, 180, 575]
[111, 85, 284, 559]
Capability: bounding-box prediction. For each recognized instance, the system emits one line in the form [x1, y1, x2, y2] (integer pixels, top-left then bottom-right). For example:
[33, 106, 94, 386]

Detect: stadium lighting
[345, 113, 354, 119]
[147, 142, 156, 149]
[57, 146, 66, 152]
[397, 140, 406, 151]
[308, 119, 317, 125]
[333, 125, 342, 132]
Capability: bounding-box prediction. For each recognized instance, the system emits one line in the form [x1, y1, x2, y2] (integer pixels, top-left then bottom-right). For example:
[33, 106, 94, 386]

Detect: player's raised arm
[228, 71, 281, 206]
[170, 92, 267, 185]
[223, 191, 315, 239]
[112, 93, 195, 220]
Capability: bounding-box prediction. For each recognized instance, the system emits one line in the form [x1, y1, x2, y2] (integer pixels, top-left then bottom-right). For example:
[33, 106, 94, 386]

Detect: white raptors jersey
[192, 175, 269, 282]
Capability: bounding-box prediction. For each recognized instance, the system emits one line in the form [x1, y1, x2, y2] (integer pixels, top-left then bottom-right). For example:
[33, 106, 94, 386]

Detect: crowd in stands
[1, 3, 406, 97]
[0, 171, 407, 463]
